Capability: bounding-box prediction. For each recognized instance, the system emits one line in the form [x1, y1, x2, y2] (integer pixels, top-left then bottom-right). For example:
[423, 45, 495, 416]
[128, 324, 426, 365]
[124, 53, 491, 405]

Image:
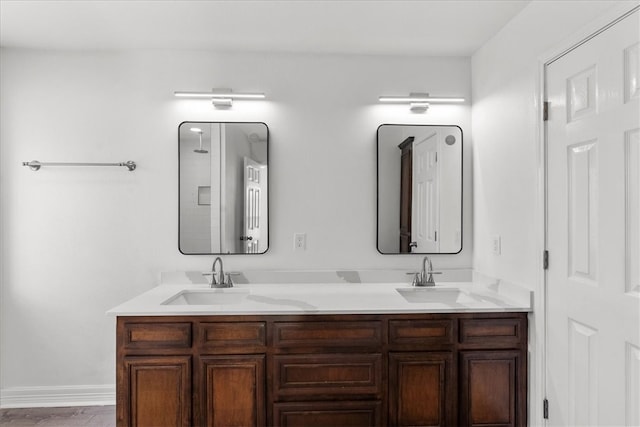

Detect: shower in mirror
[191, 127, 208, 153]
[179, 122, 269, 255]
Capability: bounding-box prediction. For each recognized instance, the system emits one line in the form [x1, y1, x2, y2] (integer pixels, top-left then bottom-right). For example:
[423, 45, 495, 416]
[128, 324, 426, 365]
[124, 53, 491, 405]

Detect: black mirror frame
[178, 121, 270, 255]
[376, 123, 463, 255]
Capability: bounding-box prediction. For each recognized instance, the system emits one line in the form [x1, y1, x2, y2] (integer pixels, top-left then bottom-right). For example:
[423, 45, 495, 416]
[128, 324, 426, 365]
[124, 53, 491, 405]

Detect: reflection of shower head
[190, 127, 208, 154]
[248, 132, 266, 143]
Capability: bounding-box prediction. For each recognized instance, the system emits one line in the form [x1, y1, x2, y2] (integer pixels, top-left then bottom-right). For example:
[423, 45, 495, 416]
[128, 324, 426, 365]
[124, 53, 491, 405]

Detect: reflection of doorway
[399, 137, 413, 253]
[399, 133, 440, 253]
[413, 131, 439, 253]
[243, 157, 268, 254]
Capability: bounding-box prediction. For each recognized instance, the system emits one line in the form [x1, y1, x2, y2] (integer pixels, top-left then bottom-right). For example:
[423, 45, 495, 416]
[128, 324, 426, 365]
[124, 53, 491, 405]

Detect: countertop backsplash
[160, 268, 474, 286]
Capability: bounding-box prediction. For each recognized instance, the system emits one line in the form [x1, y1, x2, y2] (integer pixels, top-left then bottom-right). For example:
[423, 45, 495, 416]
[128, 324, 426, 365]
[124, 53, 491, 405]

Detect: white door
[412, 131, 439, 252]
[546, 9, 640, 426]
[243, 157, 267, 254]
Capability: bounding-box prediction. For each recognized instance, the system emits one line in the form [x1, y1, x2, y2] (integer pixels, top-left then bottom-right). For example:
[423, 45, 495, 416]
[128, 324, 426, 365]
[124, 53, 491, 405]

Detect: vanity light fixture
[174, 88, 266, 108]
[378, 92, 465, 113]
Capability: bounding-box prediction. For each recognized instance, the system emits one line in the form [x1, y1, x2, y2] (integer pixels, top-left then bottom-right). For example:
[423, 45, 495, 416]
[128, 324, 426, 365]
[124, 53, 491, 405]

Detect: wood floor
[0, 406, 115, 426]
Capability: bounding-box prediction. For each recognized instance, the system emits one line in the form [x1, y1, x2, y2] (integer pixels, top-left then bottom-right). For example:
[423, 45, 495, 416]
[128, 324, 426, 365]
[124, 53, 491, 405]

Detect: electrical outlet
[492, 235, 501, 255]
[294, 233, 306, 251]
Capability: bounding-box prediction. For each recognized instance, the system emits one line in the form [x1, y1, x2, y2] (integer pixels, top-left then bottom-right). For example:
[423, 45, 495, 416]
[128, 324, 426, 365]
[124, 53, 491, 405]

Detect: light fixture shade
[174, 88, 266, 108]
[410, 102, 430, 113]
[174, 92, 266, 99]
[379, 95, 465, 103]
[212, 98, 233, 108]
[378, 92, 464, 113]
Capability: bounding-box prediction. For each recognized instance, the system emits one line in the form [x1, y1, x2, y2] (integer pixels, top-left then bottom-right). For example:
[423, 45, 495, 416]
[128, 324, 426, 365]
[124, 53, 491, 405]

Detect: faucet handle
[411, 272, 421, 287]
[224, 273, 234, 287]
[201, 271, 218, 286]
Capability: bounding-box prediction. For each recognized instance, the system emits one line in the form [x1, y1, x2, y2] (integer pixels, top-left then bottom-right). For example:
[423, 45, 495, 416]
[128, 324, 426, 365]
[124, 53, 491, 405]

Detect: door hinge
[543, 398, 549, 419]
[543, 101, 549, 121]
[543, 250, 549, 270]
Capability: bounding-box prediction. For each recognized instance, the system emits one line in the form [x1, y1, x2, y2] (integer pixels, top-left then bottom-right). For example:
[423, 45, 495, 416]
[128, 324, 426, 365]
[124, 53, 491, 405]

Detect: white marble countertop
[107, 281, 532, 316]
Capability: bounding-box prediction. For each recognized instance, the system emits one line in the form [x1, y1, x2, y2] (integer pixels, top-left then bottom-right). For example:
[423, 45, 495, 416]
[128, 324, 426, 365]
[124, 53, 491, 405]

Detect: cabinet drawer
[459, 318, 525, 345]
[273, 321, 382, 348]
[123, 322, 191, 350]
[389, 319, 454, 347]
[273, 354, 382, 399]
[198, 322, 266, 353]
[273, 401, 382, 427]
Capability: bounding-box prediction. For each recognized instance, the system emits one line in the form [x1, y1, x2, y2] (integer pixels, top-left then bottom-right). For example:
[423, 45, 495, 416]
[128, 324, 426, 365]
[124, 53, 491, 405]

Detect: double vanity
[109, 122, 530, 426]
[109, 273, 531, 427]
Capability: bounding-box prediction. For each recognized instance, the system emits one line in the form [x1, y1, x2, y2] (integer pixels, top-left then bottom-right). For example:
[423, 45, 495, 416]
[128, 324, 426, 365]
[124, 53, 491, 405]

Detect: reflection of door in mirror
[243, 157, 268, 253]
[377, 124, 462, 254]
[412, 131, 439, 253]
[398, 133, 439, 253]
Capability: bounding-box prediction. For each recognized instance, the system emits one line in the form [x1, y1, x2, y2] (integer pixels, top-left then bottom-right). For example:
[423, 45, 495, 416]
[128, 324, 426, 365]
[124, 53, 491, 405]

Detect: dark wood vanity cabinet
[116, 313, 527, 427]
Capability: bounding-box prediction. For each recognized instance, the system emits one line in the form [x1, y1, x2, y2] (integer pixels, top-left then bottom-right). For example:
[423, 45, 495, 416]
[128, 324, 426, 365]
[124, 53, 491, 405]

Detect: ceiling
[0, 0, 530, 56]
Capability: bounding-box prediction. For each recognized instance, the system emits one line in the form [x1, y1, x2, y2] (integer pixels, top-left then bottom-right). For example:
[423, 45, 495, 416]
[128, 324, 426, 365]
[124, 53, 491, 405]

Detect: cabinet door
[201, 355, 265, 427]
[389, 352, 454, 427]
[120, 356, 191, 427]
[459, 350, 525, 427]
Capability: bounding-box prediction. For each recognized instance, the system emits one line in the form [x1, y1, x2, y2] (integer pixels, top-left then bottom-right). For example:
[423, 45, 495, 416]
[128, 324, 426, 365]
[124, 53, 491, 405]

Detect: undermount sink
[396, 287, 481, 304]
[162, 289, 250, 305]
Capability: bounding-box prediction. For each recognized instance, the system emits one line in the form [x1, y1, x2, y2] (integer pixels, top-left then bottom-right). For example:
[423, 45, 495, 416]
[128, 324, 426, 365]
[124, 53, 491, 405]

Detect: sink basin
[396, 288, 481, 304]
[162, 289, 250, 305]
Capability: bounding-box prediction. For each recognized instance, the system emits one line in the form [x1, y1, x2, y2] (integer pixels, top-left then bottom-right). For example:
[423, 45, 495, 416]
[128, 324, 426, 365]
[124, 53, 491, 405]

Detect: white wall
[471, 0, 637, 424]
[0, 50, 471, 402]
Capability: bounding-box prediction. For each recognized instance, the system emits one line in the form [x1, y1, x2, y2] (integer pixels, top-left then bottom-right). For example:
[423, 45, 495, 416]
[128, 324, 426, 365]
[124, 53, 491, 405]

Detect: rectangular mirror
[377, 124, 462, 254]
[179, 122, 268, 254]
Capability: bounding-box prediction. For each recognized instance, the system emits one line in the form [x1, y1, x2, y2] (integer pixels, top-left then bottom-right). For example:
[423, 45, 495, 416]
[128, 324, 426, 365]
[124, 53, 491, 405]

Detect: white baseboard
[0, 384, 115, 408]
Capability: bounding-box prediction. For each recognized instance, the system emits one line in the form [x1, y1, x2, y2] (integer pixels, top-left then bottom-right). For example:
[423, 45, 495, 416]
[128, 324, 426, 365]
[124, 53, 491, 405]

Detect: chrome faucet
[410, 256, 439, 287]
[204, 257, 234, 288]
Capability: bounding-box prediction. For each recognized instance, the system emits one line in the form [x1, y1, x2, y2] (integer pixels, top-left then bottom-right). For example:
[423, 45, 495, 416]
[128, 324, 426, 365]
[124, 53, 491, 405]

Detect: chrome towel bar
[23, 160, 136, 171]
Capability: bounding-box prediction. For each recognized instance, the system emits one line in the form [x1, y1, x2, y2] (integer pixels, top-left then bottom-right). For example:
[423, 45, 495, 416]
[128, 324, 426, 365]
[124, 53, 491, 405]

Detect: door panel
[412, 131, 439, 252]
[546, 9, 640, 426]
[627, 128, 640, 295]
